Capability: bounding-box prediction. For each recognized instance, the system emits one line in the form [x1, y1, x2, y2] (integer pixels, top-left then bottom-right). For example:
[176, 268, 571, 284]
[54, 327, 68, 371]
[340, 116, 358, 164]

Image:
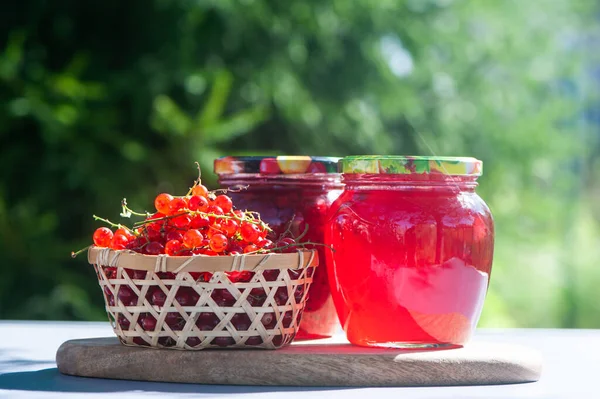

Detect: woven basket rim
[88, 246, 318, 273]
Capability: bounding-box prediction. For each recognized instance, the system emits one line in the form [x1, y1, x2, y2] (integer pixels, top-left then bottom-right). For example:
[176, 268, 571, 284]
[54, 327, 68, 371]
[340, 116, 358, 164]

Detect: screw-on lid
[340, 156, 483, 176]
[214, 156, 341, 175]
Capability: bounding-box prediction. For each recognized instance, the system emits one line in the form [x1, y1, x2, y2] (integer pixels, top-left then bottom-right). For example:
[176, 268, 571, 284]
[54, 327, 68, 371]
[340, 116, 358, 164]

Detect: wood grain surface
[56, 337, 542, 387]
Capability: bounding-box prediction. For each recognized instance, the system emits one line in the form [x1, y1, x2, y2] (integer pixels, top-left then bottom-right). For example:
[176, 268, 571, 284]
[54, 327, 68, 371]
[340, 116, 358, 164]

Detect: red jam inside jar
[325, 156, 494, 348]
[215, 156, 343, 340]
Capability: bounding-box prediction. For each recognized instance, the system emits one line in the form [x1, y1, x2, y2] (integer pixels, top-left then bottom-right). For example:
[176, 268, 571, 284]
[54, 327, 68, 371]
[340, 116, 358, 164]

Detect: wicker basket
[88, 246, 318, 350]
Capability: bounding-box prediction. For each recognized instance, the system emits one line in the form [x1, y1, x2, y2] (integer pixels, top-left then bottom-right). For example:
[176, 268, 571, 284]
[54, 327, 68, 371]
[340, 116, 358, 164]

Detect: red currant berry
[221, 219, 239, 236]
[118, 286, 137, 306]
[194, 218, 211, 231]
[171, 214, 191, 229]
[243, 244, 258, 254]
[168, 197, 187, 215]
[165, 231, 183, 242]
[144, 228, 162, 242]
[282, 311, 294, 328]
[140, 315, 157, 331]
[240, 223, 261, 243]
[207, 205, 224, 223]
[280, 237, 296, 246]
[227, 271, 253, 283]
[127, 236, 146, 251]
[233, 209, 244, 218]
[196, 312, 219, 331]
[288, 269, 302, 280]
[230, 313, 251, 331]
[151, 289, 167, 306]
[250, 288, 266, 297]
[214, 195, 233, 213]
[275, 287, 289, 305]
[246, 294, 264, 307]
[117, 314, 130, 329]
[114, 228, 135, 241]
[126, 269, 147, 280]
[255, 238, 273, 249]
[188, 195, 209, 212]
[110, 234, 129, 250]
[277, 237, 297, 253]
[272, 335, 284, 347]
[183, 229, 204, 249]
[165, 239, 183, 256]
[103, 266, 117, 279]
[262, 269, 279, 281]
[212, 289, 236, 306]
[145, 241, 165, 255]
[261, 312, 276, 329]
[228, 243, 243, 253]
[209, 234, 228, 253]
[164, 313, 184, 330]
[175, 287, 199, 306]
[93, 227, 113, 247]
[154, 193, 173, 215]
[192, 184, 209, 198]
[294, 285, 305, 302]
[206, 225, 223, 239]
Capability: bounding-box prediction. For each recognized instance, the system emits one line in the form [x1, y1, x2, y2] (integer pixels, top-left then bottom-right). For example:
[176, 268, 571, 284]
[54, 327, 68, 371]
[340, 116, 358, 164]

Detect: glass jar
[325, 156, 494, 348]
[214, 156, 343, 340]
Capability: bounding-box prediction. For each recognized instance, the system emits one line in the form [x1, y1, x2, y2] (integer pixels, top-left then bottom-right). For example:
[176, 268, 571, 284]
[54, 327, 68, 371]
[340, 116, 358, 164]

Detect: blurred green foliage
[1, 0, 599, 327]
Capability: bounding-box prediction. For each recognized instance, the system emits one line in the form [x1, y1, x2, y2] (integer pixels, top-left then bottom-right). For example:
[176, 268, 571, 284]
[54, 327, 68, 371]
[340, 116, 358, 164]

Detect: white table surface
[0, 321, 597, 398]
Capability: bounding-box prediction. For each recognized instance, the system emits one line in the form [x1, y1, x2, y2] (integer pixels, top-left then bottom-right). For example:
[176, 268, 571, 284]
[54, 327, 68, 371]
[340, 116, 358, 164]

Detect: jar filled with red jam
[214, 156, 343, 340]
[325, 156, 494, 348]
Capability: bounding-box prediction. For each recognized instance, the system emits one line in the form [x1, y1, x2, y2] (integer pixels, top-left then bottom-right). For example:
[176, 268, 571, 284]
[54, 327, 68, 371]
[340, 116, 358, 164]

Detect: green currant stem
[71, 245, 91, 258]
[133, 212, 187, 227]
[244, 241, 334, 256]
[294, 223, 310, 242]
[185, 162, 204, 196]
[93, 215, 124, 229]
[211, 185, 249, 194]
[228, 210, 272, 232]
[294, 241, 335, 252]
[278, 217, 310, 242]
[121, 198, 151, 218]
[279, 215, 296, 239]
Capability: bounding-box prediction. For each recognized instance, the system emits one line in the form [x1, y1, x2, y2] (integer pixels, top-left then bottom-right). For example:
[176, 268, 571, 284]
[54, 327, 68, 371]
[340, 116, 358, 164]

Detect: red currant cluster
[91, 182, 301, 256]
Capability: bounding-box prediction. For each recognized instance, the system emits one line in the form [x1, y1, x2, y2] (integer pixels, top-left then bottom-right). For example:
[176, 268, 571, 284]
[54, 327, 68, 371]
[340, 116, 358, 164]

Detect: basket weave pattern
[91, 248, 317, 350]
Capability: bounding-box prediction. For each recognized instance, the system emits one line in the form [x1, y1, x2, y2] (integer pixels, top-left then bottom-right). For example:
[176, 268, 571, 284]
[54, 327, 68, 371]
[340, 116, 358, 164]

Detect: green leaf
[196, 69, 233, 128]
[203, 104, 270, 144]
[151, 95, 192, 136]
[0, 31, 25, 81]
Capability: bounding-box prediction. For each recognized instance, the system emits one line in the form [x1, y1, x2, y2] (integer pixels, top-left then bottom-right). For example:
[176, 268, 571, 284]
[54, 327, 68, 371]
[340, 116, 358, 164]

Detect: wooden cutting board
[56, 337, 542, 387]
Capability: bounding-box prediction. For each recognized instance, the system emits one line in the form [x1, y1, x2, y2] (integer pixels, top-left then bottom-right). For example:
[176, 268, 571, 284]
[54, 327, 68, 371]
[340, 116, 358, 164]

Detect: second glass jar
[214, 156, 343, 340]
[325, 156, 494, 348]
